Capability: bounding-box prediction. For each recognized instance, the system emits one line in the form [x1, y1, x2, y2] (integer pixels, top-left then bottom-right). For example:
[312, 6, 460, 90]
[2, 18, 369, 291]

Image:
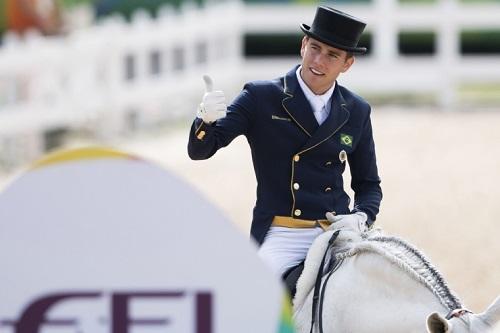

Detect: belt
[272, 216, 331, 231]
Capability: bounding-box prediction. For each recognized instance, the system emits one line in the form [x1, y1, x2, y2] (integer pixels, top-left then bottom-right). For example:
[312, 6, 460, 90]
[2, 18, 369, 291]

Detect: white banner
[0, 147, 294, 333]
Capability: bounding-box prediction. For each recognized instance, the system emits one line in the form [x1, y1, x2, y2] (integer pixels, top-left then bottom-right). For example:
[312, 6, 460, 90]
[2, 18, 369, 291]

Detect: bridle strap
[309, 230, 340, 333]
[445, 308, 472, 320]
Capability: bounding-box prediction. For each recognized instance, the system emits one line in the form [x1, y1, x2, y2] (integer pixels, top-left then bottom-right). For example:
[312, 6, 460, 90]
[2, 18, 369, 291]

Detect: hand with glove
[325, 211, 369, 234]
[197, 75, 227, 124]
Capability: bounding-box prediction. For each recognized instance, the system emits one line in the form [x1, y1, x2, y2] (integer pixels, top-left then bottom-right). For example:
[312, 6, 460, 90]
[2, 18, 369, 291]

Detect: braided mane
[334, 231, 463, 311]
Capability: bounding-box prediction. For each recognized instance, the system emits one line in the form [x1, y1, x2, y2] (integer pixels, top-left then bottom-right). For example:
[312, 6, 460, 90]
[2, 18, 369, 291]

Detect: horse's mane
[333, 230, 463, 312]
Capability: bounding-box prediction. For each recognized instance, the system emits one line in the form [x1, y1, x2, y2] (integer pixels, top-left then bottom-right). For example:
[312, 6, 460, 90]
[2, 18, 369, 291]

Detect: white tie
[314, 104, 327, 125]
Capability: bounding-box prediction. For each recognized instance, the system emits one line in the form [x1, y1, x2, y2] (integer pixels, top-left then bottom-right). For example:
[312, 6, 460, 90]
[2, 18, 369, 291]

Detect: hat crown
[301, 6, 367, 54]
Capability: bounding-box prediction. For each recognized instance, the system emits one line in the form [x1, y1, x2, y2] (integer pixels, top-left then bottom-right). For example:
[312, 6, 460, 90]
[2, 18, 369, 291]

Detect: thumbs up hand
[197, 75, 227, 124]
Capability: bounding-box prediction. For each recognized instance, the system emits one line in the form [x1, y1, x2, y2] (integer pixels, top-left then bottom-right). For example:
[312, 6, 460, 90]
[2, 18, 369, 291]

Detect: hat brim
[300, 24, 367, 55]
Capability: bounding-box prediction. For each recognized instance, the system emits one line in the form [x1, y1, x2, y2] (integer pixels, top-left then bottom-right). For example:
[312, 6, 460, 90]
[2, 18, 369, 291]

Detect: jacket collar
[282, 66, 350, 151]
[282, 66, 318, 137]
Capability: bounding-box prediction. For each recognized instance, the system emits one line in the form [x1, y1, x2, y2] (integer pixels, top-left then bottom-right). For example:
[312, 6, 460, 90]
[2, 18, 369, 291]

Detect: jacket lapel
[299, 84, 350, 153]
[281, 67, 319, 137]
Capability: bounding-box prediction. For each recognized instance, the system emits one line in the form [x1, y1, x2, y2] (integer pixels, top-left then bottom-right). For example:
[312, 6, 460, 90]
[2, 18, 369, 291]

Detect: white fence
[0, 1, 243, 168]
[242, 0, 500, 107]
[1, 0, 500, 169]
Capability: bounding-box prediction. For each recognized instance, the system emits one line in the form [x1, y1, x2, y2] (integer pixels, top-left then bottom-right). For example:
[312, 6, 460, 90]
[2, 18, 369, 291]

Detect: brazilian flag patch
[340, 133, 353, 147]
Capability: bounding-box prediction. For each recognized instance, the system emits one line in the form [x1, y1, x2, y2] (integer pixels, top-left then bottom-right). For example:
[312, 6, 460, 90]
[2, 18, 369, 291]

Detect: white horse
[292, 229, 500, 333]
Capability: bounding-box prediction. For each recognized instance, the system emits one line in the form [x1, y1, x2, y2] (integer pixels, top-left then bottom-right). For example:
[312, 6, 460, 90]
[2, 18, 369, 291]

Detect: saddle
[282, 261, 305, 298]
[283, 230, 340, 299]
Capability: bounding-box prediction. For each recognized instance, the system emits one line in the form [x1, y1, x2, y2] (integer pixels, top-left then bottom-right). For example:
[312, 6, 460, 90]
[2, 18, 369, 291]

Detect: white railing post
[437, 0, 460, 109]
[373, 0, 398, 64]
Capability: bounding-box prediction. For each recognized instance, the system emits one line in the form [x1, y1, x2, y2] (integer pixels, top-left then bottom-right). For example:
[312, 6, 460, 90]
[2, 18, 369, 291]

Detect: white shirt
[296, 66, 336, 125]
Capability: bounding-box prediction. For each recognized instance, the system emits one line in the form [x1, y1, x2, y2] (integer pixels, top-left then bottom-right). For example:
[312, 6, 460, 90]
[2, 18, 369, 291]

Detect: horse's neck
[309, 252, 451, 332]
[362, 235, 462, 311]
[293, 231, 470, 332]
[345, 251, 449, 313]
[293, 250, 452, 333]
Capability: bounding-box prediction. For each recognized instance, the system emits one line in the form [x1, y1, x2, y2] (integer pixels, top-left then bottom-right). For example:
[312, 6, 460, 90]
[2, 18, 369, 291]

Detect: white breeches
[257, 226, 324, 277]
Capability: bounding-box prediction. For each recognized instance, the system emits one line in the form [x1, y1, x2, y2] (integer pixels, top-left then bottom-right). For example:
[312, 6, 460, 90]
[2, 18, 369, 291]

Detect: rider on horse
[188, 5, 382, 296]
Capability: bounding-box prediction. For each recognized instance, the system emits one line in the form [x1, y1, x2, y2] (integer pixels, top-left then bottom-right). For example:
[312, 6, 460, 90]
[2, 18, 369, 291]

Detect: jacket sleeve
[187, 84, 257, 160]
[348, 107, 382, 224]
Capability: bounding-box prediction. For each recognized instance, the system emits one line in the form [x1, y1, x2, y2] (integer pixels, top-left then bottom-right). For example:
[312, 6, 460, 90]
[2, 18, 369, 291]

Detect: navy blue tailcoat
[188, 66, 382, 245]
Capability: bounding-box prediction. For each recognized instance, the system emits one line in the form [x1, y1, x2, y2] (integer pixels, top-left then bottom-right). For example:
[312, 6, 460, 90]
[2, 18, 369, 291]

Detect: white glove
[325, 211, 369, 233]
[197, 75, 227, 124]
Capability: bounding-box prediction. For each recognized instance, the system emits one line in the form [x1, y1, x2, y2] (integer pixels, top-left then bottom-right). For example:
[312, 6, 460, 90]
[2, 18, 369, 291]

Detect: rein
[309, 230, 340, 333]
[318, 257, 344, 333]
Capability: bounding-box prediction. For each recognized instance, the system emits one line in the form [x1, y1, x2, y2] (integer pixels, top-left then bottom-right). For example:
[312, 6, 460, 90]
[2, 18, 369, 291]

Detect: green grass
[399, 0, 436, 3]
[59, 0, 96, 8]
[461, 0, 500, 2]
[459, 83, 500, 105]
[363, 92, 438, 107]
[400, 0, 500, 2]
[359, 83, 500, 107]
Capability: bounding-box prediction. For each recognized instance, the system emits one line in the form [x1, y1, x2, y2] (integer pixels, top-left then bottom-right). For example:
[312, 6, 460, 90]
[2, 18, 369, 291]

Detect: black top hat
[300, 6, 367, 54]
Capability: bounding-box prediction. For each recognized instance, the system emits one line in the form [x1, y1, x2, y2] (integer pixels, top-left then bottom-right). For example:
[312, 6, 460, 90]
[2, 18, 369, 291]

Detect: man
[188, 6, 382, 292]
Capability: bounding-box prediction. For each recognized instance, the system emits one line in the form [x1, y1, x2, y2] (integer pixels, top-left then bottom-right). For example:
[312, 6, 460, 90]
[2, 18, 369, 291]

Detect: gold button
[197, 130, 206, 140]
[294, 209, 302, 217]
[293, 183, 300, 190]
[294, 155, 300, 162]
[325, 187, 332, 192]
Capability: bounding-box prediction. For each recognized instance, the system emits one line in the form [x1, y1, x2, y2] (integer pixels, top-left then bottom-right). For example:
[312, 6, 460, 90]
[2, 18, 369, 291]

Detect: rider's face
[300, 36, 354, 95]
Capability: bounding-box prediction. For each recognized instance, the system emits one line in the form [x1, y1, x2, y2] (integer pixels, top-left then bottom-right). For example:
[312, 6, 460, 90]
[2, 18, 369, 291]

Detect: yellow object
[197, 130, 206, 140]
[273, 215, 331, 230]
[31, 147, 136, 170]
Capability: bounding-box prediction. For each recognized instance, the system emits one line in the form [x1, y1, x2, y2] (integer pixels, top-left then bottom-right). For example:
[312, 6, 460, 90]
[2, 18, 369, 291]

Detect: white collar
[295, 65, 336, 114]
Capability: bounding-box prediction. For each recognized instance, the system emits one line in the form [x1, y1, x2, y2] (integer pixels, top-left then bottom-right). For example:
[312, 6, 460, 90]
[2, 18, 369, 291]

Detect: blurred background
[0, 0, 499, 315]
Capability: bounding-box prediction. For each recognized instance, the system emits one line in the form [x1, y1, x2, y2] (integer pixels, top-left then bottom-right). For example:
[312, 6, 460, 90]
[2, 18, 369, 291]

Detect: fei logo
[0, 148, 289, 333]
[0, 290, 213, 333]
